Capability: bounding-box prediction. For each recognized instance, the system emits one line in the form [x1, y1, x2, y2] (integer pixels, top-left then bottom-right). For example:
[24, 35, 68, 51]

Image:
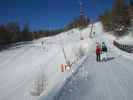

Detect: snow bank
[39, 55, 89, 100]
[0, 20, 96, 100]
[38, 24, 95, 100]
[117, 35, 133, 45]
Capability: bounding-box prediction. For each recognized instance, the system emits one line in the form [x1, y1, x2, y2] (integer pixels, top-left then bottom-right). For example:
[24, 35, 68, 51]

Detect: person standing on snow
[41, 41, 45, 50]
[96, 45, 101, 62]
[101, 42, 108, 61]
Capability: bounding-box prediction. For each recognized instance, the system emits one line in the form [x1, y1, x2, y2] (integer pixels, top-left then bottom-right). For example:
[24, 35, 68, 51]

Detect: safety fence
[113, 40, 133, 53]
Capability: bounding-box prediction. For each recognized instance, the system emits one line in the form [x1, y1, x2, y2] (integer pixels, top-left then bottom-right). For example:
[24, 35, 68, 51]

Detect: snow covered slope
[0, 22, 95, 100]
[41, 22, 133, 100]
[0, 22, 133, 100]
[53, 51, 133, 100]
[49, 23, 133, 100]
[117, 35, 133, 45]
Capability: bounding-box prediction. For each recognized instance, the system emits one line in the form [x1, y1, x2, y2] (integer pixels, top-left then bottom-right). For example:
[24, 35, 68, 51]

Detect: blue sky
[0, 0, 115, 31]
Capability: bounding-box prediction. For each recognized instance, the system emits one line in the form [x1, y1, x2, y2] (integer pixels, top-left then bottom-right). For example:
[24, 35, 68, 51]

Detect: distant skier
[101, 42, 108, 61]
[96, 44, 101, 62]
[41, 41, 45, 50]
[93, 31, 95, 37]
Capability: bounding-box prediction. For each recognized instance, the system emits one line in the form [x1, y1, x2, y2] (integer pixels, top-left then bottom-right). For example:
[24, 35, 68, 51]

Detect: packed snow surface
[0, 22, 133, 100]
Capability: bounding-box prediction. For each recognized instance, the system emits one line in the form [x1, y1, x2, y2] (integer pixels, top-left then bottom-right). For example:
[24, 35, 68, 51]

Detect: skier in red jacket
[96, 45, 101, 62]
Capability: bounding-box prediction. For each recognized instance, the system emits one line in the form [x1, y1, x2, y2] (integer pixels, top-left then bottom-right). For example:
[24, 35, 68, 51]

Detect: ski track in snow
[52, 32, 133, 100]
[54, 51, 133, 100]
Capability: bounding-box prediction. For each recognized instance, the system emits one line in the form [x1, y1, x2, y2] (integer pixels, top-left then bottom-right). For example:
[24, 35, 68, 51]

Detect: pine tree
[100, 0, 131, 36]
[22, 23, 33, 41]
[99, 9, 113, 31]
[129, 0, 133, 20]
[112, 0, 130, 36]
[0, 25, 11, 45]
[129, 0, 133, 7]
[6, 22, 20, 42]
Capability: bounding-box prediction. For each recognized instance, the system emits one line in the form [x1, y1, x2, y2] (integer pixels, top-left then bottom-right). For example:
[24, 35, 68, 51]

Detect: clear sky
[0, 0, 115, 31]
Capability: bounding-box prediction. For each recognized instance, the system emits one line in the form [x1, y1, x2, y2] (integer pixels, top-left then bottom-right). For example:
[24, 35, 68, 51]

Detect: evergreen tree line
[33, 28, 64, 39]
[0, 22, 33, 49]
[99, 0, 133, 36]
[0, 22, 64, 50]
[65, 16, 90, 30]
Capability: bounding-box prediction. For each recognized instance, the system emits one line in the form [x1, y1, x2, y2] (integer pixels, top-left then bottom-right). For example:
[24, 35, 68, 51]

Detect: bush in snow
[64, 43, 87, 66]
[30, 73, 47, 96]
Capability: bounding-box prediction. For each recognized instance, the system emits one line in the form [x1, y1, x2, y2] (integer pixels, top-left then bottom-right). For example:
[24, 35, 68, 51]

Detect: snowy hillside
[0, 22, 133, 100]
[0, 22, 97, 100]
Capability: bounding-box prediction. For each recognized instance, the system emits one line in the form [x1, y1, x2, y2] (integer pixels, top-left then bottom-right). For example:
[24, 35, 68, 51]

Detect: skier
[96, 44, 101, 62]
[101, 42, 108, 61]
[41, 41, 45, 50]
[93, 31, 95, 37]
